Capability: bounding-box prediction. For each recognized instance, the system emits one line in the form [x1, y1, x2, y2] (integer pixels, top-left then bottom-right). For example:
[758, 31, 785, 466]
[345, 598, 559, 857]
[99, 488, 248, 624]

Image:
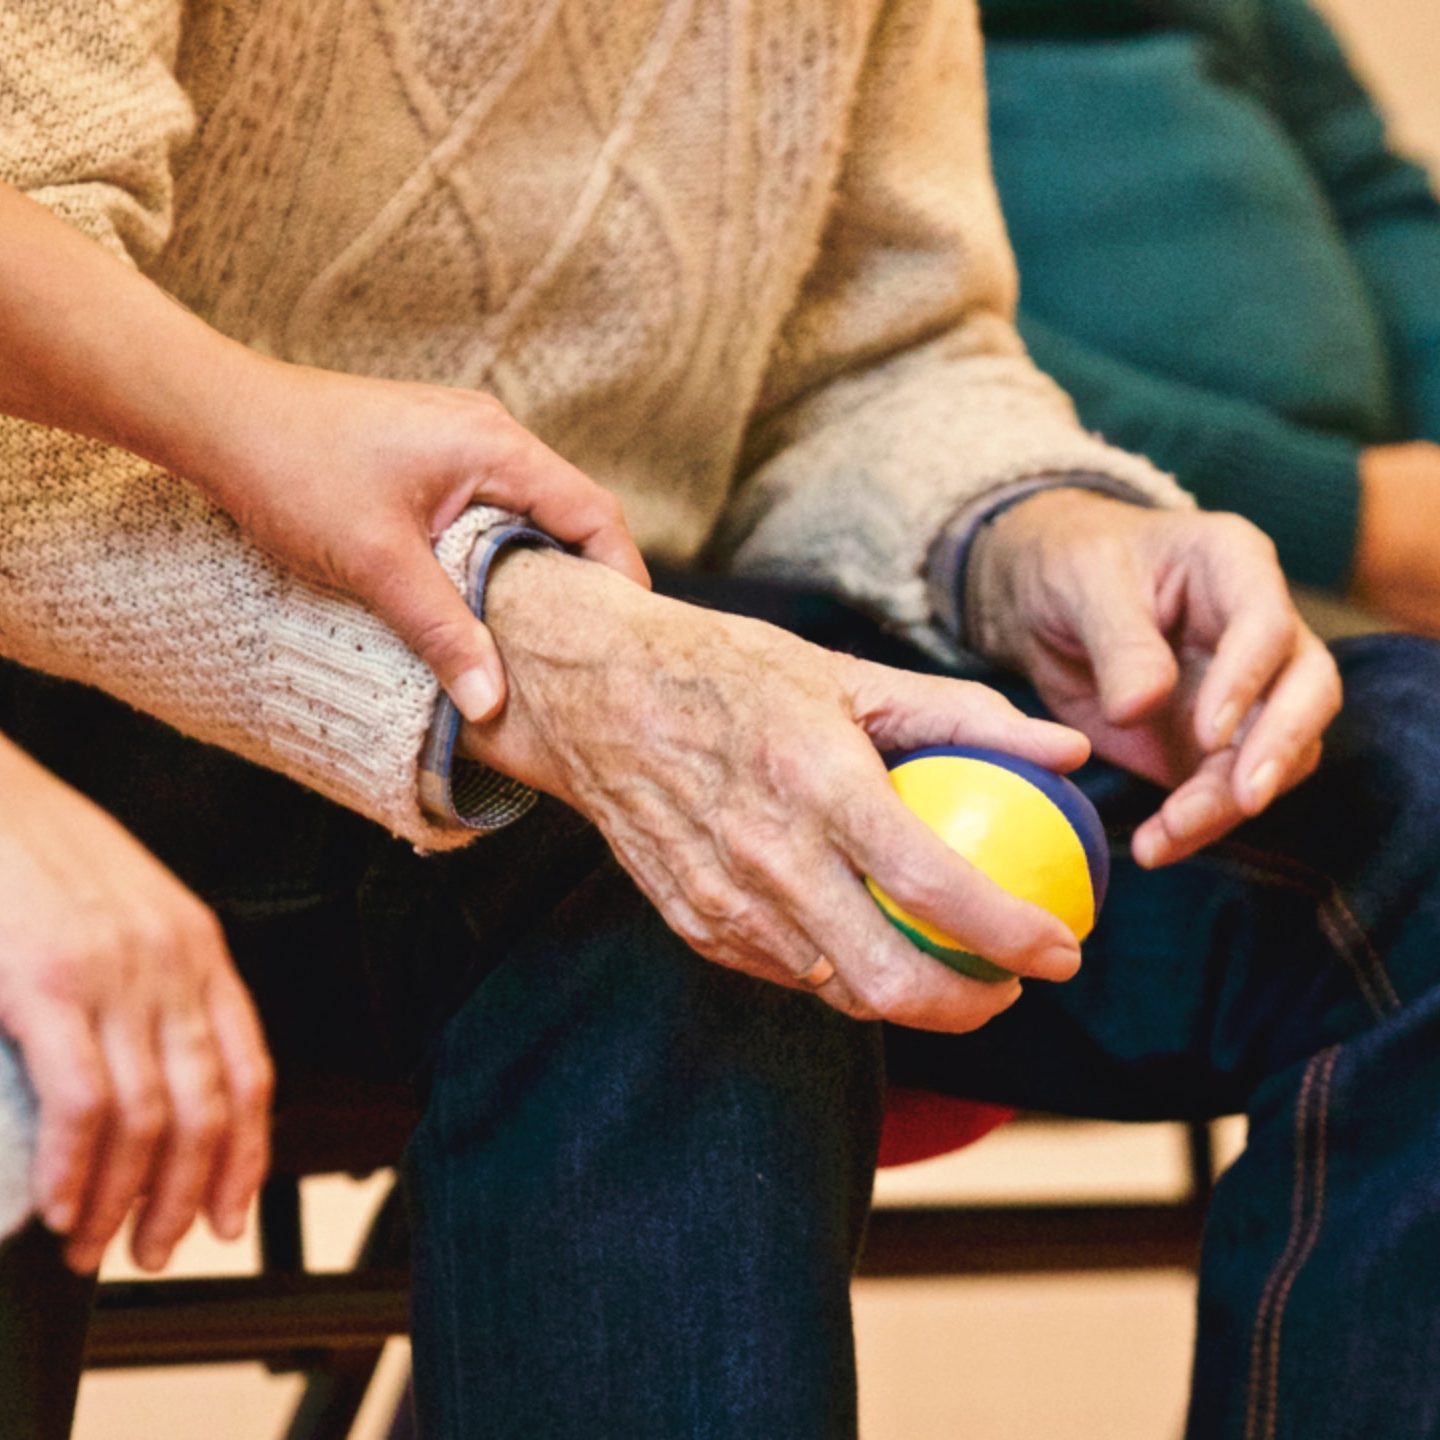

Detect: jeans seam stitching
[1261, 1046, 1338, 1440]
[1243, 1046, 1339, 1440]
[1200, 841, 1398, 1022]
[1244, 1051, 1322, 1440]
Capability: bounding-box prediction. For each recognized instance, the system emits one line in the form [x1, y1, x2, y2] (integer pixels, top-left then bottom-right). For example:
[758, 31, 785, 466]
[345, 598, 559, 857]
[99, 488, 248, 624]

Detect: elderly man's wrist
[931, 474, 1160, 649]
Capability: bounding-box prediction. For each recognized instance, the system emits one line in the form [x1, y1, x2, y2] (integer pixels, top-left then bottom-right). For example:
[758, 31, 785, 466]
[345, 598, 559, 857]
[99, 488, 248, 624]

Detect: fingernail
[1210, 701, 1240, 749]
[1169, 791, 1219, 837]
[1133, 828, 1163, 869]
[68, 1247, 101, 1275]
[1247, 760, 1280, 811]
[137, 1243, 168, 1273]
[1043, 944, 1082, 980]
[450, 666, 499, 723]
[45, 1200, 77, 1234]
[218, 1210, 245, 1242]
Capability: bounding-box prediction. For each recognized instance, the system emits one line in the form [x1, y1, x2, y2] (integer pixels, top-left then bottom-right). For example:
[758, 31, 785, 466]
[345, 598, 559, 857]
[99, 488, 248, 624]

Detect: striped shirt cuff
[418, 523, 561, 832]
[926, 473, 1161, 646]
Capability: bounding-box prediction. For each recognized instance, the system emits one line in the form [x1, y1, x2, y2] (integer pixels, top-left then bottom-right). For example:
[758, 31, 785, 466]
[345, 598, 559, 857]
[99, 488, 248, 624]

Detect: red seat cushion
[877, 1088, 1014, 1168]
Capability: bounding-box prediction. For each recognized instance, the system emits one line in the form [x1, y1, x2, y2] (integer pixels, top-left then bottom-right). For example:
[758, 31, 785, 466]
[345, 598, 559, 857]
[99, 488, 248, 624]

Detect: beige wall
[1317, 0, 1440, 170]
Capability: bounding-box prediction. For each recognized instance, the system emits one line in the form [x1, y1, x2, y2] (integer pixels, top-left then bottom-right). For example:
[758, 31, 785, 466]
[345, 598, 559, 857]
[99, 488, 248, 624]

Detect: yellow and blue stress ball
[867, 745, 1109, 983]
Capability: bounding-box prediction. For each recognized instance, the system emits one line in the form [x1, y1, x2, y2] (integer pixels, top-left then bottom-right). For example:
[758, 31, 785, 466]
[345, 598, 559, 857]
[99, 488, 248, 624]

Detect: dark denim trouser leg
[0, 1223, 93, 1440]
[404, 855, 885, 1440]
[6, 603, 1440, 1440]
[885, 634, 1440, 1440]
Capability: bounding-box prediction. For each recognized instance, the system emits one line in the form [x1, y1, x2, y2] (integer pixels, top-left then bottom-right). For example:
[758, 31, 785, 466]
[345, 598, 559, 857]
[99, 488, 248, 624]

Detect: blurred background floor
[75, 1117, 1245, 1440]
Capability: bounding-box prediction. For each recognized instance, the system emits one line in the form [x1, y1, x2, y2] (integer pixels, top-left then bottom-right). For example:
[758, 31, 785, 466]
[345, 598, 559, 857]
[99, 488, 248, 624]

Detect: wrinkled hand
[459, 550, 1092, 1033]
[1352, 442, 1440, 635]
[970, 491, 1342, 868]
[192, 359, 649, 722]
[0, 739, 272, 1273]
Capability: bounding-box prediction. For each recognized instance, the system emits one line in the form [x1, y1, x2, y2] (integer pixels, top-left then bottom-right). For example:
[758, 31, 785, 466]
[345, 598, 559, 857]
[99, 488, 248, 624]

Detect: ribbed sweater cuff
[265, 505, 521, 853]
[1193, 425, 1363, 593]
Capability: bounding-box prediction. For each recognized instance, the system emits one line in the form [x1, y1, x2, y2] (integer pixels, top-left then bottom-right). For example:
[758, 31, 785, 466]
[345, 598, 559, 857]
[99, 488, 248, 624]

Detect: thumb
[1072, 570, 1179, 726]
[365, 540, 508, 723]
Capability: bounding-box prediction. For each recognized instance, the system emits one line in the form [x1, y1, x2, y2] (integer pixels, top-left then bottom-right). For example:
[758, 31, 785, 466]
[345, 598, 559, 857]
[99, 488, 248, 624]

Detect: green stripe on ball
[883, 911, 1014, 984]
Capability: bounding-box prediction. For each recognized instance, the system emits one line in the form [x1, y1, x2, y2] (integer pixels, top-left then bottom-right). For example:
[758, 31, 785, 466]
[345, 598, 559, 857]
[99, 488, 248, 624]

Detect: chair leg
[0, 1221, 95, 1440]
[384, 1376, 418, 1440]
[279, 1179, 410, 1440]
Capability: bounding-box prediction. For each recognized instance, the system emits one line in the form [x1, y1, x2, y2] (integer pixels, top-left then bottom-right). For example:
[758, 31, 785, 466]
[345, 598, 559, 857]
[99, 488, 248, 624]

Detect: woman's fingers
[471, 424, 650, 589]
[129, 1010, 229, 1272]
[203, 969, 274, 1241]
[19, 1004, 111, 1236]
[355, 529, 509, 723]
[66, 1012, 170, 1273]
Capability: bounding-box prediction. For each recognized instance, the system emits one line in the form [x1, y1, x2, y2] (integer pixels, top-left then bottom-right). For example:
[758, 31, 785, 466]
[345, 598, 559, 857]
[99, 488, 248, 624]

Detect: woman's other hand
[0, 737, 272, 1274]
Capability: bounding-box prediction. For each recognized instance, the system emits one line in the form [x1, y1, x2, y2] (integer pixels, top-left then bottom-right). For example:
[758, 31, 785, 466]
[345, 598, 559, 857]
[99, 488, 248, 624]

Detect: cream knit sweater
[0, 0, 1189, 851]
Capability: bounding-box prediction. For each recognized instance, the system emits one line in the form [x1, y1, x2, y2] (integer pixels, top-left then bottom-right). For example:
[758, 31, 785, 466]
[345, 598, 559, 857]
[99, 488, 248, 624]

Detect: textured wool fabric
[0, 0, 1189, 851]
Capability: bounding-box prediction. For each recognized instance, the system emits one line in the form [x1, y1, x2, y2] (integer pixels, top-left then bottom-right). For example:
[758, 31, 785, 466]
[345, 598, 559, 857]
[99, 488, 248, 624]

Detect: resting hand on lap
[969, 490, 1343, 869]
[0, 737, 272, 1274]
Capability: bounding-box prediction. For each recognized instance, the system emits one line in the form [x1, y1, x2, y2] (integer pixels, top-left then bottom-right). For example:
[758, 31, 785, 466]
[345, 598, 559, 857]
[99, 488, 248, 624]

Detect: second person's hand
[968, 491, 1343, 868]
[0, 738, 273, 1274]
[188, 357, 651, 723]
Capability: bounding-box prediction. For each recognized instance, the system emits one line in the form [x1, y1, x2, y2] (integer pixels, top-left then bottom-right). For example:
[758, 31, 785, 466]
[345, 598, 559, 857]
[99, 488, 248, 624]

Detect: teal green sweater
[982, 0, 1440, 589]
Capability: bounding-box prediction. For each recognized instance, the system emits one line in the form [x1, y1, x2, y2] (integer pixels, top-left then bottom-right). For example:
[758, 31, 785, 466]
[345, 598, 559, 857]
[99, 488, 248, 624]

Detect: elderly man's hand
[460, 550, 1092, 1033]
[969, 491, 1343, 868]
[0, 739, 272, 1274]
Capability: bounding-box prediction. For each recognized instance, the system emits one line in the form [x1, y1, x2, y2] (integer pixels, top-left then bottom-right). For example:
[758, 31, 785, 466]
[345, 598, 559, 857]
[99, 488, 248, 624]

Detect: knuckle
[233, 1054, 276, 1113]
[345, 531, 406, 587]
[123, 1093, 169, 1146]
[878, 854, 948, 921]
[179, 1094, 228, 1146]
[826, 991, 882, 1023]
[470, 390, 509, 420]
[722, 825, 788, 889]
[34, 950, 95, 1005]
[179, 902, 228, 960]
[677, 864, 737, 925]
[850, 966, 913, 1020]
[53, 1078, 109, 1133]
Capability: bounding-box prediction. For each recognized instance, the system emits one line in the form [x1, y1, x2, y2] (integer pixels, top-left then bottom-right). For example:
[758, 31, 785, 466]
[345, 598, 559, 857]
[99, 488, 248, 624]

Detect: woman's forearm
[0, 181, 258, 489]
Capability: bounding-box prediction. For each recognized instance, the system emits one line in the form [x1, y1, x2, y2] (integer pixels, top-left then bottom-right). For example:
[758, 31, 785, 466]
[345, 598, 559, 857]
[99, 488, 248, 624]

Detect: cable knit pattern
[0, 0, 1190, 856]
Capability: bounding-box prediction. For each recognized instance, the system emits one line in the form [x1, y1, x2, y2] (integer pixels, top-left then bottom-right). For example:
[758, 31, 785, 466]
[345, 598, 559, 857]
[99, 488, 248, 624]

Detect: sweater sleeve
[0, 1, 500, 851]
[712, 0, 1191, 648]
[1258, 0, 1440, 441]
[1018, 313, 1365, 593]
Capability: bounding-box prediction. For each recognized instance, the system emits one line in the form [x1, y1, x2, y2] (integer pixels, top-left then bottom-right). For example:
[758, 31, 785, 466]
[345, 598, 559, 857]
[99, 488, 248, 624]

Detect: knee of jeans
[1329, 634, 1440, 787]
[1297, 635, 1440, 907]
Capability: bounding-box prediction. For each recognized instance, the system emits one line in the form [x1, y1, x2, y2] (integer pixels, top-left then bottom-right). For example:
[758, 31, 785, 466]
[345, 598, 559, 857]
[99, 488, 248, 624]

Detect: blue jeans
[3, 590, 1439, 1439]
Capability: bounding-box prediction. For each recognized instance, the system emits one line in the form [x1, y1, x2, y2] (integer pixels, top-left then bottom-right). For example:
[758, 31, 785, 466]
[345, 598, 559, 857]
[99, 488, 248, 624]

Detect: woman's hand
[187, 360, 650, 723]
[0, 738, 272, 1274]
[0, 182, 648, 723]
